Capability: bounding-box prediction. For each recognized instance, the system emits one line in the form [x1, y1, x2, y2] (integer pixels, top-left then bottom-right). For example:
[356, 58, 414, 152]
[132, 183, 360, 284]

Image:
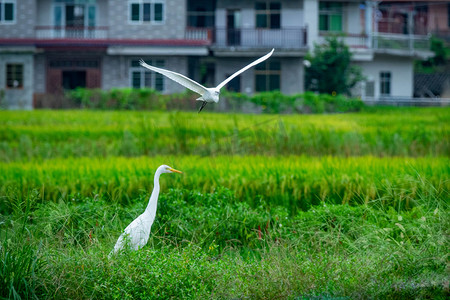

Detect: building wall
[281, 58, 303, 95]
[215, 57, 303, 95]
[0, 53, 34, 109]
[0, 0, 36, 38]
[282, 0, 304, 27]
[107, 0, 186, 39]
[304, 0, 318, 49]
[215, 57, 254, 94]
[357, 55, 414, 98]
[36, 0, 52, 27]
[345, 2, 363, 35]
[34, 53, 46, 93]
[102, 55, 187, 94]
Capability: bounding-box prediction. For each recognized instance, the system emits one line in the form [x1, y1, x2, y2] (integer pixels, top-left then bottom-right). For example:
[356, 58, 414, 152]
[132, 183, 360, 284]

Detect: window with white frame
[6, 63, 23, 89]
[319, 1, 343, 32]
[0, 0, 15, 24]
[380, 71, 391, 96]
[53, 0, 96, 28]
[255, 60, 281, 92]
[130, 59, 165, 91]
[129, 0, 164, 23]
[255, 2, 281, 29]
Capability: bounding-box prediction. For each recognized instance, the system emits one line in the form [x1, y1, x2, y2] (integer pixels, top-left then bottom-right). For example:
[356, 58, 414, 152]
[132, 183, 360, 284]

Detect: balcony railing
[35, 26, 108, 39]
[431, 29, 450, 42]
[319, 32, 369, 48]
[185, 27, 212, 41]
[213, 27, 307, 49]
[373, 33, 430, 52]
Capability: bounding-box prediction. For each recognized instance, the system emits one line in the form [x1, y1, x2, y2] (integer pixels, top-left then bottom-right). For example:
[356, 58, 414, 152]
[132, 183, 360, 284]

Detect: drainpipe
[408, 9, 414, 52]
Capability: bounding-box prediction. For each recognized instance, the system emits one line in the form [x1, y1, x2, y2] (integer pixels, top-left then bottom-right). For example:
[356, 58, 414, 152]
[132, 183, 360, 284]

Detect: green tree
[415, 37, 449, 73]
[305, 36, 364, 95]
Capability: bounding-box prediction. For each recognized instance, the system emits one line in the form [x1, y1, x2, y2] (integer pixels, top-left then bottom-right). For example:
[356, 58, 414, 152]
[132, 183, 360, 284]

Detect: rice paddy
[0, 107, 449, 299]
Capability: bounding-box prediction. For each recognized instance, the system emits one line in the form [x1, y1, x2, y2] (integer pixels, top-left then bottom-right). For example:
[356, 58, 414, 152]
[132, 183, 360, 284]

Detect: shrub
[66, 88, 364, 114]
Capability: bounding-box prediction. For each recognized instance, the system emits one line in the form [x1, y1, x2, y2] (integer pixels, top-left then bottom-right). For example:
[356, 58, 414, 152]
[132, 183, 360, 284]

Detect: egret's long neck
[145, 169, 161, 213]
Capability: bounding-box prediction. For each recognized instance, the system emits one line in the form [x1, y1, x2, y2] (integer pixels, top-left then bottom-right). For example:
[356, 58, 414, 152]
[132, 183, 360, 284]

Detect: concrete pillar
[303, 0, 319, 49]
[365, 0, 373, 48]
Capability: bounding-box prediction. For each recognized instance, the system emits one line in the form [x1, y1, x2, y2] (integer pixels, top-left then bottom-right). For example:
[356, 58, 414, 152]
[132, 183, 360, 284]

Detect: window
[448, 3, 450, 28]
[365, 81, 374, 97]
[255, 60, 280, 92]
[0, 0, 15, 23]
[319, 1, 342, 32]
[130, 59, 165, 91]
[6, 63, 23, 89]
[53, 1, 96, 29]
[380, 72, 391, 96]
[255, 2, 280, 29]
[129, 0, 164, 23]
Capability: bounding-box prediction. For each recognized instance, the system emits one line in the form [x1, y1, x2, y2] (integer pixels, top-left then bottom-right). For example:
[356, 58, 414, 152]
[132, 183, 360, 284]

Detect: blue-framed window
[129, 0, 164, 23]
[0, 0, 15, 24]
[380, 71, 391, 96]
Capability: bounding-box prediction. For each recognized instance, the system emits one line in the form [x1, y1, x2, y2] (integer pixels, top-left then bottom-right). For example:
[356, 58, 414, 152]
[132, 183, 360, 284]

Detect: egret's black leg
[198, 101, 207, 113]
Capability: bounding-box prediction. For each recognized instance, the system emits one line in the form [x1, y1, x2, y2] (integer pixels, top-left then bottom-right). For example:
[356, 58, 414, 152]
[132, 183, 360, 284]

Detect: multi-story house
[376, 0, 450, 40]
[0, 0, 433, 109]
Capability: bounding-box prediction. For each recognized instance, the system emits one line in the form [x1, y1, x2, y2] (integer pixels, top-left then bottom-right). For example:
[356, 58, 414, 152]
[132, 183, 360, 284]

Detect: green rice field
[0, 107, 449, 299]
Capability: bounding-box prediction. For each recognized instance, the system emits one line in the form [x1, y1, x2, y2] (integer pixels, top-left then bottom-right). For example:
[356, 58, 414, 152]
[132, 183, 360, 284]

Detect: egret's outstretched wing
[139, 59, 208, 95]
[216, 49, 275, 90]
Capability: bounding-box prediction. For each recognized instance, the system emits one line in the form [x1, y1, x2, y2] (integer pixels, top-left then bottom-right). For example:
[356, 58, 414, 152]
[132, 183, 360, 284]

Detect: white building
[0, 0, 434, 109]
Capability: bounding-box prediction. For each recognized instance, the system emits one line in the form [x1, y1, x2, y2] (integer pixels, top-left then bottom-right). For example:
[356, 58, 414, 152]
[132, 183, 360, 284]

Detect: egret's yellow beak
[170, 168, 183, 174]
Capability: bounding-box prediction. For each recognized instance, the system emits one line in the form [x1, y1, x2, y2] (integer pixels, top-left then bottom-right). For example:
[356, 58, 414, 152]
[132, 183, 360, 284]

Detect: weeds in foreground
[1, 186, 448, 299]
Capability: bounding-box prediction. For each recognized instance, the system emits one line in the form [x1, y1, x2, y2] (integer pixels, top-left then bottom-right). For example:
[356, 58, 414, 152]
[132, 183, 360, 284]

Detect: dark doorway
[62, 71, 86, 90]
[227, 9, 241, 46]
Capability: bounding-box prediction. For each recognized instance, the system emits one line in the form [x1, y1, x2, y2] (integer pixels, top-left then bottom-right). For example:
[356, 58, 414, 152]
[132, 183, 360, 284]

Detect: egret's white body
[139, 48, 275, 112]
[109, 165, 182, 256]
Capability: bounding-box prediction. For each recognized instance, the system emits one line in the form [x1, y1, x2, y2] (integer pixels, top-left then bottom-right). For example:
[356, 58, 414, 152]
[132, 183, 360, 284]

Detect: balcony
[318, 32, 369, 49]
[431, 29, 450, 42]
[185, 27, 212, 42]
[35, 26, 108, 39]
[213, 27, 307, 49]
[373, 33, 430, 53]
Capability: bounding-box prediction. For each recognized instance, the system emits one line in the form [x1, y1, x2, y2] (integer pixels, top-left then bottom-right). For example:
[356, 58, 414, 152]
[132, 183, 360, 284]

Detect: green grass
[1, 156, 448, 214]
[1, 188, 448, 299]
[0, 108, 449, 299]
[0, 108, 448, 160]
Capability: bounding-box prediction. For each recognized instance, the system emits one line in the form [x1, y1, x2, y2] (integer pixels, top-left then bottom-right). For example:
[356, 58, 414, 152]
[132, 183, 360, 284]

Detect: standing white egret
[109, 165, 182, 256]
[139, 48, 275, 112]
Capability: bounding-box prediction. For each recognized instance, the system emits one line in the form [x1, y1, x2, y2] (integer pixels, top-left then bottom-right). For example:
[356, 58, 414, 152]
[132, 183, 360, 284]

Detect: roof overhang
[107, 45, 208, 56]
[211, 47, 309, 57]
[350, 48, 374, 61]
[374, 49, 434, 60]
[0, 46, 36, 53]
[0, 38, 210, 55]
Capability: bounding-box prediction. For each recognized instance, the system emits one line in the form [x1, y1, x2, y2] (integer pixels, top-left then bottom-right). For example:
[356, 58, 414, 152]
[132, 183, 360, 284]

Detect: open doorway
[62, 70, 86, 90]
[227, 9, 241, 46]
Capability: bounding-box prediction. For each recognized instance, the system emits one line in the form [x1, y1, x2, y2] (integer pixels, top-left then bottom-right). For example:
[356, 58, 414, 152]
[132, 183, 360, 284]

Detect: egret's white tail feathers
[196, 97, 204, 101]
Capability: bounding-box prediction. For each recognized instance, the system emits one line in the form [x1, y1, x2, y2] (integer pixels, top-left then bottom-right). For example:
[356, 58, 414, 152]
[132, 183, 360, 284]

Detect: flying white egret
[139, 48, 275, 112]
[109, 165, 182, 257]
